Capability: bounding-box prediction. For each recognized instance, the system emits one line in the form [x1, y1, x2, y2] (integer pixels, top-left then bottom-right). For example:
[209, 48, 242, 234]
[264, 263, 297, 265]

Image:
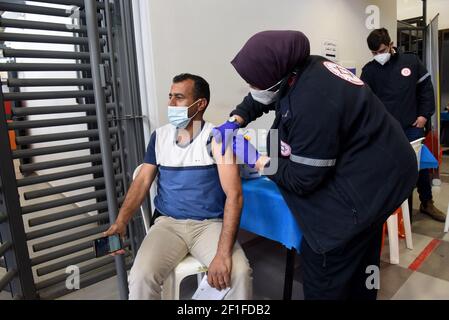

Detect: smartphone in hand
[93, 234, 123, 258]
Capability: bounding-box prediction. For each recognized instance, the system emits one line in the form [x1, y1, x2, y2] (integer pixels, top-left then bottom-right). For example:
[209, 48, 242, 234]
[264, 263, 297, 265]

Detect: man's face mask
[249, 80, 282, 105]
[374, 52, 391, 66]
[167, 100, 201, 129]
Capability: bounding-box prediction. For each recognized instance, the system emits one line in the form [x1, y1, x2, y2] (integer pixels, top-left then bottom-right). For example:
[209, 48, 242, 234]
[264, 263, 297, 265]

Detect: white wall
[133, 0, 397, 137]
[398, 0, 449, 29]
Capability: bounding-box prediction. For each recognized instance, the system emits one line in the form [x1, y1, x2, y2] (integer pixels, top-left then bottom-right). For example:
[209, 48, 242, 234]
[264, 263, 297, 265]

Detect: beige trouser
[128, 216, 253, 300]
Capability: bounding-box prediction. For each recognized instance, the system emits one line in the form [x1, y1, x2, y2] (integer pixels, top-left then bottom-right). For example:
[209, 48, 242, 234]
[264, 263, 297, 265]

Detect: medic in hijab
[213, 30, 418, 300]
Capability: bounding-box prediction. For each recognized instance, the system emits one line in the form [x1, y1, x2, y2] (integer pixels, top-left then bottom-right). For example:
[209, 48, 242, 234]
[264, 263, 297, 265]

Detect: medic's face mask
[249, 80, 282, 105]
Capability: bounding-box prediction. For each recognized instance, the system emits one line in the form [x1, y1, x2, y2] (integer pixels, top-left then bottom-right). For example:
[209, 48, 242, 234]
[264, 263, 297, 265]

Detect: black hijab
[231, 30, 310, 90]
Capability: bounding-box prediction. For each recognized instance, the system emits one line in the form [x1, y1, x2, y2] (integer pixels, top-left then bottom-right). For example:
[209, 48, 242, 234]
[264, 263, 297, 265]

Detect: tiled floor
[377, 155, 449, 300]
[392, 272, 449, 300]
[378, 209, 449, 300]
[2, 157, 449, 300]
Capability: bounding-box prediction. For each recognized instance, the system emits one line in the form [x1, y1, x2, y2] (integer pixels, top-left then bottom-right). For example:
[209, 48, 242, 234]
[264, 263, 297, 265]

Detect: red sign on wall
[4, 101, 16, 150]
[4, 100, 12, 115]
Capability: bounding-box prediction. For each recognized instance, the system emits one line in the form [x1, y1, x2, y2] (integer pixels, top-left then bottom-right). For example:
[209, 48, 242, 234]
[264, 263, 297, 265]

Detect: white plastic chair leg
[162, 268, 204, 300]
[444, 203, 449, 233]
[386, 214, 400, 265]
[401, 200, 413, 250]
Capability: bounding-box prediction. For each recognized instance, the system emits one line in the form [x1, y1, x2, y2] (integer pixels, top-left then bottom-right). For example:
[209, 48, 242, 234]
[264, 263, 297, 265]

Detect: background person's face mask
[374, 52, 391, 66]
[167, 100, 200, 129]
[250, 80, 282, 105]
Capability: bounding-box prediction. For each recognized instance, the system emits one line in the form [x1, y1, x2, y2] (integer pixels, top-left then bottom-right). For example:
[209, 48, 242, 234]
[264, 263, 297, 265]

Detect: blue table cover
[241, 177, 302, 252]
[420, 145, 439, 170]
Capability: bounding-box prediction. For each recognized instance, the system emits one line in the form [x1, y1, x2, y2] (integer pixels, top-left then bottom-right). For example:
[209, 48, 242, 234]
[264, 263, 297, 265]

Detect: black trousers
[300, 221, 384, 300]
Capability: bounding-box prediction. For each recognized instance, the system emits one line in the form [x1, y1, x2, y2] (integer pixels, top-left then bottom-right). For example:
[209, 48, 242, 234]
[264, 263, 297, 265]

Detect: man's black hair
[367, 28, 392, 51]
[173, 73, 210, 106]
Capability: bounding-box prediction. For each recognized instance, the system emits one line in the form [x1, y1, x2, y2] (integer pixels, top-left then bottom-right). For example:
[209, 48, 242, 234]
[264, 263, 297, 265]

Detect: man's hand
[413, 116, 428, 129]
[102, 163, 157, 257]
[103, 220, 127, 256]
[207, 253, 232, 291]
[212, 119, 241, 156]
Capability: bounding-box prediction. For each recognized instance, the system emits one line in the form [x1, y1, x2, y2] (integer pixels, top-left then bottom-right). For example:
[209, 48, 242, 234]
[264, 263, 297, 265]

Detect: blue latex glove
[212, 120, 240, 155]
[233, 134, 260, 168]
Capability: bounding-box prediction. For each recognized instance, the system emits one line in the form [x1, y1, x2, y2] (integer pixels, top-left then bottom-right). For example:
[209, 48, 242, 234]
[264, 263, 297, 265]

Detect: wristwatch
[229, 116, 238, 123]
[229, 116, 243, 127]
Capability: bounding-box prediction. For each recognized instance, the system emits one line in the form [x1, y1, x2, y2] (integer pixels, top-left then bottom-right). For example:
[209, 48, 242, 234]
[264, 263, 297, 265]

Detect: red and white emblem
[281, 140, 292, 157]
[401, 68, 412, 77]
[323, 61, 364, 86]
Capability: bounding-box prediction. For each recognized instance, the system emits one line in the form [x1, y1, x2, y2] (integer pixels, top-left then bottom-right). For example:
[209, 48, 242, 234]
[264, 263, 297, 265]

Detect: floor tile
[417, 241, 449, 282]
[412, 212, 448, 240]
[392, 272, 449, 300]
[58, 275, 120, 300]
[378, 262, 414, 300]
[0, 291, 13, 300]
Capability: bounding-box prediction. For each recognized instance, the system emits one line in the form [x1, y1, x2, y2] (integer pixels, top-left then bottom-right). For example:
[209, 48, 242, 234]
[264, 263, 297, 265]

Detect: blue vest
[152, 122, 225, 220]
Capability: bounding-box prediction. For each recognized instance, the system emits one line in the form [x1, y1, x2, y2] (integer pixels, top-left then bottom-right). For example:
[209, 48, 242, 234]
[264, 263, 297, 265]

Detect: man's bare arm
[214, 144, 243, 256]
[207, 139, 243, 290]
[105, 163, 158, 238]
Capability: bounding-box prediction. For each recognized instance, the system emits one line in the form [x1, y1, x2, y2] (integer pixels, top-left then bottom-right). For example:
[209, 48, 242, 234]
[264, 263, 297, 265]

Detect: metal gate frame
[397, 0, 441, 179]
[426, 14, 441, 177]
[0, 89, 36, 300]
[0, 0, 148, 300]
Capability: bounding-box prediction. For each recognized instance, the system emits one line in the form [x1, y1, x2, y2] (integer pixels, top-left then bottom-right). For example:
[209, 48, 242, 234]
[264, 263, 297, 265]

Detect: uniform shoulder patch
[323, 61, 364, 86]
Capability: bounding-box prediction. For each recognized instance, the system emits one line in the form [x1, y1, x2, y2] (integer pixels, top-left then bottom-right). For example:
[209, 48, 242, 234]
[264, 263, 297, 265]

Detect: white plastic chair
[445, 204, 449, 233]
[386, 138, 425, 264]
[133, 164, 206, 299]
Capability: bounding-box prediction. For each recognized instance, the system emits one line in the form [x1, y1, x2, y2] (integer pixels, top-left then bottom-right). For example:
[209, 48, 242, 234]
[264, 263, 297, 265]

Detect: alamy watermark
[66, 265, 80, 291]
[64, 7, 81, 31]
[366, 265, 380, 290]
[177, 120, 280, 174]
[365, 5, 380, 30]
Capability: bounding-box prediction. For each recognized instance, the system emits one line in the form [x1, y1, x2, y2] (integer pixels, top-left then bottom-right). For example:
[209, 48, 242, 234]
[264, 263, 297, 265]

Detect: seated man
[105, 73, 252, 300]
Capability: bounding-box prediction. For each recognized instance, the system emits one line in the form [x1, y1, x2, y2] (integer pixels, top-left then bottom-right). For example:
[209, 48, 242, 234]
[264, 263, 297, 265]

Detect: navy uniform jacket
[361, 50, 435, 129]
[231, 55, 418, 254]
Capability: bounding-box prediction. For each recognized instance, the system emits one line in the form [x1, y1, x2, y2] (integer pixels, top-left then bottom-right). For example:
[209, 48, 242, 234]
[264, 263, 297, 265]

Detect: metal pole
[422, 0, 427, 27]
[422, 0, 428, 63]
[117, 0, 149, 252]
[283, 249, 295, 300]
[103, 0, 135, 254]
[84, 0, 128, 299]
